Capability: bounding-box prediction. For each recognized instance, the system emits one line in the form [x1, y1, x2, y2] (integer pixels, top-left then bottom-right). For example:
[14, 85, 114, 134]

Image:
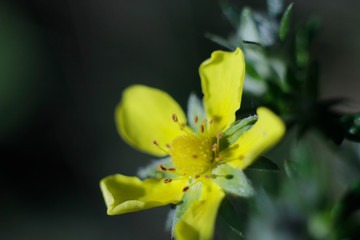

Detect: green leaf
[284, 159, 296, 178]
[212, 163, 254, 197]
[137, 157, 177, 179]
[247, 156, 280, 171]
[332, 176, 360, 239]
[187, 93, 206, 133]
[295, 17, 321, 68]
[219, 115, 257, 151]
[218, 197, 244, 239]
[279, 3, 293, 40]
[240, 8, 261, 44]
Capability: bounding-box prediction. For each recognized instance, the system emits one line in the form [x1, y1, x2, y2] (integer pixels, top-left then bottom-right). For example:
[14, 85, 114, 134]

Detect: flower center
[170, 133, 213, 175]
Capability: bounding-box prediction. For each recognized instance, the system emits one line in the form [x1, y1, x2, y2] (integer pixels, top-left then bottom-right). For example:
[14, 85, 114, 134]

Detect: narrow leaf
[279, 3, 293, 40]
[219, 197, 244, 239]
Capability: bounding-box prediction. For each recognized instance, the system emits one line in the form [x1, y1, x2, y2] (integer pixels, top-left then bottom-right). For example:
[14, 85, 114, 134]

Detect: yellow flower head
[100, 48, 285, 240]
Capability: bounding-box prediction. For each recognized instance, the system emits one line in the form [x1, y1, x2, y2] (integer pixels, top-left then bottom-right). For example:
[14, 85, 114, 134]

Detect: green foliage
[207, 1, 359, 144]
[205, 1, 360, 239]
[279, 3, 293, 40]
[218, 197, 245, 239]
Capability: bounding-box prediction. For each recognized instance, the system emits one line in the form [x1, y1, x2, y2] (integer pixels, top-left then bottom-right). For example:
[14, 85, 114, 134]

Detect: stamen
[205, 175, 210, 179]
[212, 143, 217, 150]
[209, 118, 215, 125]
[172, 114, 178, 122]
[215, 155, 221, 162]
[194, 115, 198, 124]
[153, 140, 170, 155]
[200, 124, 204, 133]
[192, 155, 198, 158]
[158, 165, 167, 171]
[182, 186, 190, 192]
[171, 114, 191, 134]
[166, 144, 171, 149]
[163, 178, 172, 183]
[202, 119, 207, 125]
[194, 174, 200, 179]
[158, 165, 186, 176]
[216, 132, 223, 139]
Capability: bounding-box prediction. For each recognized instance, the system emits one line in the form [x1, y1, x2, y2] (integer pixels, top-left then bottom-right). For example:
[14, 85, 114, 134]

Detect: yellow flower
[100, 48, 285, 240]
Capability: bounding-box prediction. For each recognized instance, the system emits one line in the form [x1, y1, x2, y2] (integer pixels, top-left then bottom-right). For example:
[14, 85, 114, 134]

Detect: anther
[194, 174, 200, 179]
[168, 167, 176, 172]
[194, 115, 198, 123]
[182, 186, 190, 192]
[158, 165, 167, 171]
[209, 118, 215, 125]
[153, 140, 171, 155]
[216, 132, 223, 139]
[212, 143, 218, 150]
[205, 175, 210, 179]
[192, 155, 198, 158]
[172, 114, 178, 122]
[166, 144, 171, 148]
[164, 178, 173, 183]
[215, 155, 221, 162]
[200, 125, 204, 133]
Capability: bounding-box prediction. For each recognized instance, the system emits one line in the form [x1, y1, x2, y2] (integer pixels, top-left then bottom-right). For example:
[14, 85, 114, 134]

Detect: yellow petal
[115, 85, 187, 157]
[100, 174, 186, 215]
[174, 180, 225, 240]
[200, 48, 245, 135]
[225, 107, 285, 169]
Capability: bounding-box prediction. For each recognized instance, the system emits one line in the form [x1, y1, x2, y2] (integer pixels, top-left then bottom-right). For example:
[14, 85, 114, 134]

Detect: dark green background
[1, 0, 360, 239]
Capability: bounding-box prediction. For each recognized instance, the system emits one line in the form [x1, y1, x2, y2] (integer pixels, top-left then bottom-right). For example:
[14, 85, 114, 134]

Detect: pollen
[170, 133, 213, 175]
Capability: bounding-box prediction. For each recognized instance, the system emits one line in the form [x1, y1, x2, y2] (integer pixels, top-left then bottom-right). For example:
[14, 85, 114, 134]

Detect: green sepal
[279, 3, 293, 40]
[212, 163, 254, 197]
[137, 157, 177, 180]
[247, 156, 280, 172]
[187, 93, 207, 134]
[219, 115, 258, 151]
[170, 182, 202, 235]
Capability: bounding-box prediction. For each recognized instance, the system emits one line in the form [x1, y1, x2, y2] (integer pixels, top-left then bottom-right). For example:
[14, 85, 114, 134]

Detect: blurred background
[1, 0, 360, 239]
